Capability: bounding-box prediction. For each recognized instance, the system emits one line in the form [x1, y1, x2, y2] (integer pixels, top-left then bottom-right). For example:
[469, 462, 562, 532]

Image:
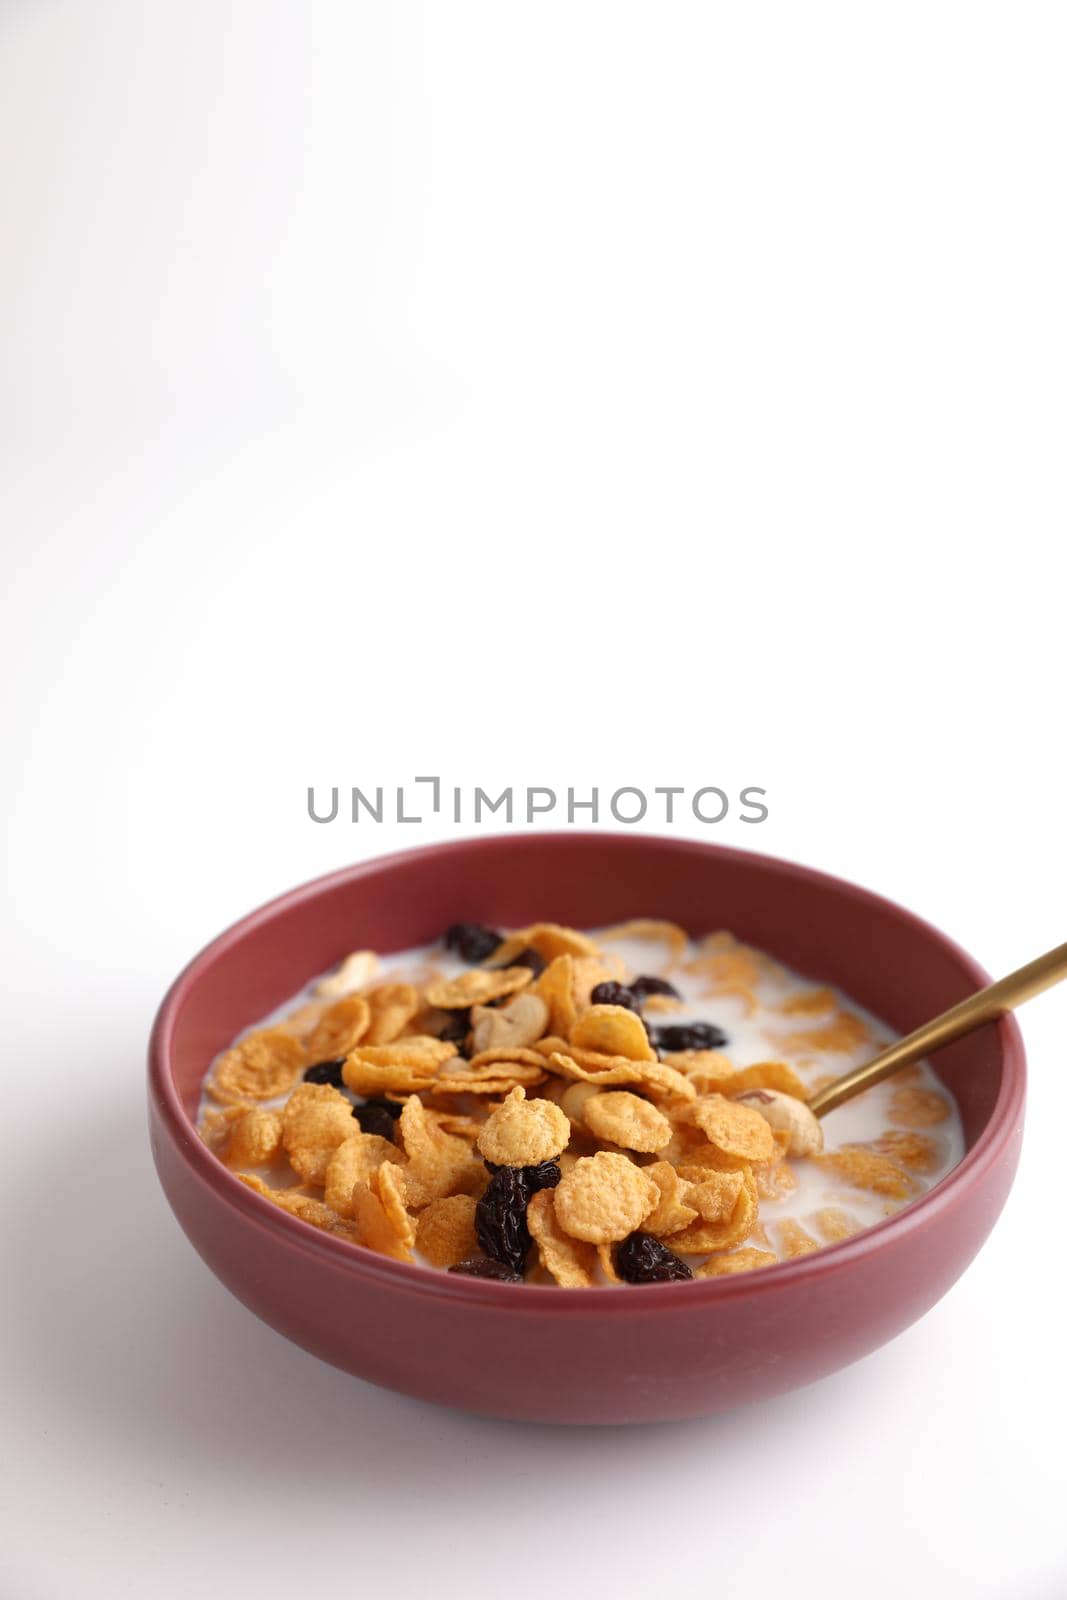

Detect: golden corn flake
[306, 995, 372, 1061]
[815, 1146, 920, 1199]
[776, 987, 837, 1015]
[198, 1102, 251, 1153]
[534, 956, 579, 1038]
[424, 967, 533, 1010]
[526, 1190, 598, 1287]
[208, 1028, 305, 1105]
[476, 1086, 570, 1167]
[642, 1161, 699, 1236]
[771, 1219, 820, 1258]
[596, 1242, 623, 1283]
[888, 1085, 951, 1127]
[553, 1151, 659, 1244]
[489, 923, 600, 967]
[362, 983, 420, 1045]
[282, 1082, 356, 1185]
[599, 919, 688, 965]
[415, 1194, 479, 1268]
[695, 1248, 777, 1278]
[773, 1010, 871, 1055]
[546, 1051, 696, 1102]
[467, 1046, 547, 1072]
[869, 1129, 944, 1174]
[666, 1169, 758, 1254]
[756, 1158, 797, 1201]
[226, 1107, 283, 1168]
[570, 1004, 656, 1063]
[398, 1096, 485, 1206]
[569, 954, 626, 1010]
[323, 1132, 400, 1216]
[371, 1161, 416, 1254]
[236, 1174, 362, 1243]
[581, 1091, 673, 1154]
[314, 949, 380, 998]
[811, 1207, 861, 1243]
[348, 1179, 414, 1261]
[686, 1094, 778, 1167]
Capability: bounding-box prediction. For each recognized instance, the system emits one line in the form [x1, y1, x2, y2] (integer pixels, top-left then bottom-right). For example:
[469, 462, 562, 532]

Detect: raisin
[652, 1021, 729, 1052]
[484, 1159, 562, 1193]
[448, 1257, 524, 1283]
[630, 974, 681, 1002]
[443, 923, 503, 963]
[351, 1098, 400, 1140]
[510, 946, 546, 978]
[302, 1058, 346, 1087]
[614, 1231, 693, 1284]
[590, 980, 642, 1012]
[438, 1007, 471, 1056]
[475, 1166, 532, 1275]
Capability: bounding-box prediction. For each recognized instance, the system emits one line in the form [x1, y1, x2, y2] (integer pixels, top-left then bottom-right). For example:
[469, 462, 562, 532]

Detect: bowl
[148, 833, 1025, 1424]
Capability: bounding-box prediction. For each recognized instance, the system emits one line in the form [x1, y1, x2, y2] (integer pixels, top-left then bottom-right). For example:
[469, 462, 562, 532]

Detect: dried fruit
[614, 1231, 693, 1283]
[303, 1057, 347, 1087]
[475, 1166, 533, 1274]
[630, 975, 681, 1001]
[652, 1022, 729, 1052]
[510, 947, 547, 977]
[443, 923, 503, 963]
[448, 1257, 523, 1282]
[352, 1098, 401, 1140]
[589, 981, 642, 1012]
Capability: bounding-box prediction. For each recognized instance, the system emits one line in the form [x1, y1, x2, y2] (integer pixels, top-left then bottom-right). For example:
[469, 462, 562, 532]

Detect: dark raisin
[509, 946, 546, 978]
[614, 1231, 693, 1284]
[630, 974, 682, 1002]
[443, 923, 503, 963]
[448, 1257, 524, 1283]
[475, 1166, 532, 1275]
[302, 1058, 346, 1087]
[590, 980, 642, 1012]
[652, 1021, 729, 1052]
[352, 1098, 401, 1140]
[438, 1008, 471, 1055]
[484, 1159, 562, 1194]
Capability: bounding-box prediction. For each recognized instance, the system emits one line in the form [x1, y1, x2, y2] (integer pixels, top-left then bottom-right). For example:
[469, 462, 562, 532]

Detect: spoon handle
[807, 938, 1067, 1118]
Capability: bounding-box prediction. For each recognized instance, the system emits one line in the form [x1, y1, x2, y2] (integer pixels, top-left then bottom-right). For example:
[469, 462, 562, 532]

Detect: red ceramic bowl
[148, 833, 1025, 1424]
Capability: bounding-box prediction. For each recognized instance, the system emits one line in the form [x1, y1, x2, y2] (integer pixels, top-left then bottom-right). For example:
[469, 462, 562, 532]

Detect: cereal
[415, 1195, 480, 1268]
[208, 1028, 305, 1105]
[553, 1152, 659, 1244]
[686, 1095, 779, 1167]
[570, 1004, 656, 1063]
[888, 1085, 952, 1127]
[424, 968, 533, 1009]
[581, 1091, 673, 1154]
[476, 1087, 570, 1167]
[226, 1107, 283, 1168]
[202, 914, 963, 1287]
[695, 1248, 777, 1277]
[315, 949, 380, 998]
[641, 1160, 699, 1236]
[362, 983, 420, 1045]
[323, 1132, 399, 1216]
[526, 1190, 598, 1287]
[534, 956, 579, 1037]
[282, 1082, 356, 1185]
[306, 996, 372, 1061]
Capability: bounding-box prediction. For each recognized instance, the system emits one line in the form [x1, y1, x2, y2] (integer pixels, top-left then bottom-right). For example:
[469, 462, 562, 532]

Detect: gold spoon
[807, 938, 1067, 1119]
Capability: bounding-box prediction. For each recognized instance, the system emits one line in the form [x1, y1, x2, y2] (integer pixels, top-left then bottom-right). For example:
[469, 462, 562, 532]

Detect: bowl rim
[148, 832, 1026, 1311]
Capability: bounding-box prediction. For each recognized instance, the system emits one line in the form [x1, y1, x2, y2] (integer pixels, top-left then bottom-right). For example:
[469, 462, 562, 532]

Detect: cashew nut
[315, 949, 380, 998]
[735, 1088, 824, 1157]
[469, 990, 549, 1054]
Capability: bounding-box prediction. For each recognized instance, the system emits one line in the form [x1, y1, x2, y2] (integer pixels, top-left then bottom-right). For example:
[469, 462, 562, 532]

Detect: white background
[2, 4, 1065, 1596]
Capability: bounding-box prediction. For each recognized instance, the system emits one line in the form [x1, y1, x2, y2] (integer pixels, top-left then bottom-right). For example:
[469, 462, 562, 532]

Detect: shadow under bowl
[148, 833, 1024, 1424]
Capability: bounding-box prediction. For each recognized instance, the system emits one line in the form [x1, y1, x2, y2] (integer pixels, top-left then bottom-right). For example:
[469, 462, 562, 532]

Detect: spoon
[807, 938, 1067, 1118]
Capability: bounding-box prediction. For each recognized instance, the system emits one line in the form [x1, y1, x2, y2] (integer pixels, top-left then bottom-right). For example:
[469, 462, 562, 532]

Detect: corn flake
[208, 1028, 305, 1105]
[424, 967, 533, 1009]
[526, 1190, 599, 1287]
[476, 1086, 570, 1167]
[571, 1004, 656, 1063]
[581, 1091, 673, 1154]
[415, 1194, 479, 1268]
[686, 1094, 779, 1167]
[553, 1151, 659, 1244]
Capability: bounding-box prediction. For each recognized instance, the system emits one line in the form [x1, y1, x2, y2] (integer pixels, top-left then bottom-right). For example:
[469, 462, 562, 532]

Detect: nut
[735, 1088, 824, 1157]
[315, 949, 380, 998]
[469, 991, 549, 1054]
